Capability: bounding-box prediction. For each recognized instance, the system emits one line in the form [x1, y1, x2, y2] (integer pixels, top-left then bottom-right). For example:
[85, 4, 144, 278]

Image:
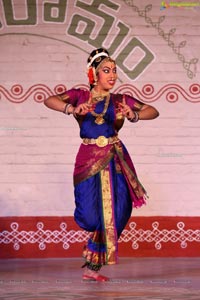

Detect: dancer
[44, 48, 159, 281]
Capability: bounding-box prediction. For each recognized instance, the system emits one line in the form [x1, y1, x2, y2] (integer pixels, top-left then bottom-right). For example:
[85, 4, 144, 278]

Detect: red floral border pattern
[0, 83, 200, 103]
[0, 216, 199, 258]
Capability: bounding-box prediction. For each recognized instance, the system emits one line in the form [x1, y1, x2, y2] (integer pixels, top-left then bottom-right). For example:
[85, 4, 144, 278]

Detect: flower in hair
[87, 66, 96, 85]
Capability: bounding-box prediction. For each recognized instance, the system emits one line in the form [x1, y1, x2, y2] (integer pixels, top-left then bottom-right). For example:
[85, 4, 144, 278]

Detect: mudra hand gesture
[117, 96, 135, 120]
[73, 94, 94, 116]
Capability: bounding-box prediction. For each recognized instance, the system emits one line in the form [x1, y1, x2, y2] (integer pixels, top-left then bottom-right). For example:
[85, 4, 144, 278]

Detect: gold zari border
[100, 167, 118, 264]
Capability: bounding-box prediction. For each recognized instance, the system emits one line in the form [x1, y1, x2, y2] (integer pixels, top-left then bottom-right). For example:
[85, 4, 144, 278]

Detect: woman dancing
[44, 48, 159, 281]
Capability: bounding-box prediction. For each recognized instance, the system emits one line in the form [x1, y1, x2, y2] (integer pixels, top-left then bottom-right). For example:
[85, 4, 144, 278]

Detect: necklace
[90, 93, 110, 125]
[91, 90, 109, 102]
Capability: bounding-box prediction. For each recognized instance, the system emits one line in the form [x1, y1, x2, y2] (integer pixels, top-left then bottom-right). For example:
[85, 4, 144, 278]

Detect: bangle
[63, 103, 69, 114]
[66, 104, 72, 115]
[63, 103, 72, 115]
[128, 111, 139, 123]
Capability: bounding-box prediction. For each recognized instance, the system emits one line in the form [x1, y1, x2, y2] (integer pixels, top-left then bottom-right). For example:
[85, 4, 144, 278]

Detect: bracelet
[128, 111, 139, 123]
[63, 103, 72, 115]
[63, 103, 69, 114]
[66, 104, 72, 115]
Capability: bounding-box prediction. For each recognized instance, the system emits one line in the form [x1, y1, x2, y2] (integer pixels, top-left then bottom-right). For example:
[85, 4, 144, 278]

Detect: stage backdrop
[0, 0, 200, 258]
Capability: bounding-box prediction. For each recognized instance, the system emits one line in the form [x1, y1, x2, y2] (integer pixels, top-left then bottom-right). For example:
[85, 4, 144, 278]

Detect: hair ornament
[87, 52, 109, 68]
[87, 66, 97, 85]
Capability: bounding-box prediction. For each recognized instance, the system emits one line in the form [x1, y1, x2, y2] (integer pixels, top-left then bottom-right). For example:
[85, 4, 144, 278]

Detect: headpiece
[87, 49, 109, 69]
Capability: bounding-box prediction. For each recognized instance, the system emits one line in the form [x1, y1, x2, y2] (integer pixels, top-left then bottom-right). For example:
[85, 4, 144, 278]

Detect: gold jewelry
[95, 57, 116, 74]
[90, 94, 110, 125]
[91, 90, 109, 102]
[82, 135, 119, 147]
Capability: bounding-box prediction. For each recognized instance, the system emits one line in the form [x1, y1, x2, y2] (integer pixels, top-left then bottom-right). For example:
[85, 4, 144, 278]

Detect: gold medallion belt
[82, 135, 119, 148]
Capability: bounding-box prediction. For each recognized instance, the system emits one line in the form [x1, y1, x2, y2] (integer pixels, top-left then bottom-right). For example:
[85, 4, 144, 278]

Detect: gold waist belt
[82, 135, 119, 148]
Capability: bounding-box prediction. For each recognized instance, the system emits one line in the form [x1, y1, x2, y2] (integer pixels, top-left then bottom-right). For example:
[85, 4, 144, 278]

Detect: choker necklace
[91, 90, 109, 102]
[90, 93, 110, 125]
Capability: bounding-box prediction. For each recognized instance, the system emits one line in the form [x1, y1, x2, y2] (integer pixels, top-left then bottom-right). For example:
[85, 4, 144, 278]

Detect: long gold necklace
[90, 93, 110, 125]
